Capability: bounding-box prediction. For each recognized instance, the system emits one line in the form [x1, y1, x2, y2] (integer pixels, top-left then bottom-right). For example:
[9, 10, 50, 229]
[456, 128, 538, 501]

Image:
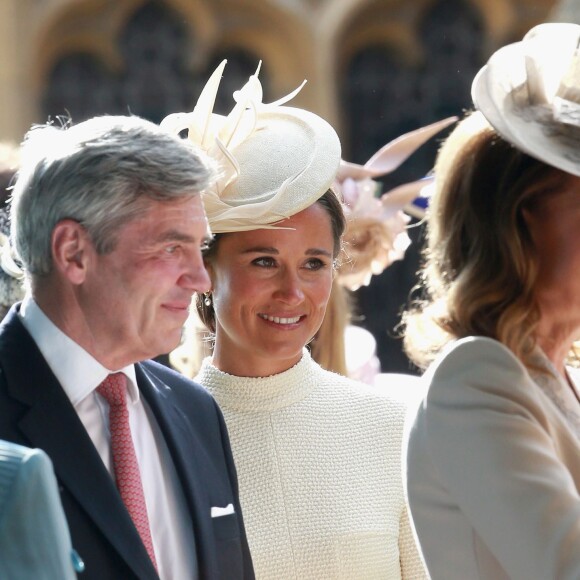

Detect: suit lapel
[0, 311, 158, 580]
[136, 364, 217, 575]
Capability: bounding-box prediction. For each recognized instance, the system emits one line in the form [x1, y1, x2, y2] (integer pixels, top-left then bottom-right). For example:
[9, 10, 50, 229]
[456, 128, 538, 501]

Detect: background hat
[333, 117, 456, 290]
[472, 22, 580, 176]
[161, 61, 341, 233]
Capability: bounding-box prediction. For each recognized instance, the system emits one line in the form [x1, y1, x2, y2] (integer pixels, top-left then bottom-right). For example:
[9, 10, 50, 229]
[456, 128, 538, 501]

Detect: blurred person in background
[0, 143, 25, 320]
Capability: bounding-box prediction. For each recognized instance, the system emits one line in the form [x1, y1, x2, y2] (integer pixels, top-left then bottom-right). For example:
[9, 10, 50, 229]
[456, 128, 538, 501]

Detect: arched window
[43, 53, 116, 122]
[42, 2, 269, 125]
[341, 0, 485, 373]
[116, 1, 194, 122]
[419, 0, 485, 121]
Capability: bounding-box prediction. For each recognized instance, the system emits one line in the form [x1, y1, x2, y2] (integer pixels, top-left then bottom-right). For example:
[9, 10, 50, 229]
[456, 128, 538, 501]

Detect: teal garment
[0, 441, 83, 579]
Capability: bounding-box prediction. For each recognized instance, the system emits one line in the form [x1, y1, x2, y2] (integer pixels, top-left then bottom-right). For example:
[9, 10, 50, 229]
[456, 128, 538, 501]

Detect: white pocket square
[211, 503, 235, 518]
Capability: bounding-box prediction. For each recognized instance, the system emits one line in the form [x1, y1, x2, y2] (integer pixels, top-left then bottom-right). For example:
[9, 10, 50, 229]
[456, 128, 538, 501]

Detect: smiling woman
[203, 202, 335, 378]
[162, 61, 428, 578]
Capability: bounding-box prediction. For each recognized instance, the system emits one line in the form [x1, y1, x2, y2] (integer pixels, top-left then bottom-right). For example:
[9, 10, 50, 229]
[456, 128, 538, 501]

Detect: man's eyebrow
[155, 230, 196, 243]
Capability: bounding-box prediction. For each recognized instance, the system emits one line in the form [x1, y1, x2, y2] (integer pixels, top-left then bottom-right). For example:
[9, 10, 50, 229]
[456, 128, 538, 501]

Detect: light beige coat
[405, 336, 580, 580]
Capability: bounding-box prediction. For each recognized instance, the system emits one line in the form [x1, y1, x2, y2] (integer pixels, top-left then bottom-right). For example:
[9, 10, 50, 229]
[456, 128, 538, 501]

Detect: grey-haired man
[0, 116, 254, 580]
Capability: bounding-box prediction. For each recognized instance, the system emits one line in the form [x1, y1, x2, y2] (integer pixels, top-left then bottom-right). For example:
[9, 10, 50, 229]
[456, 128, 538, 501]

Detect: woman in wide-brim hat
[163, 61, 427, 579]
[403, 23, 580, 579]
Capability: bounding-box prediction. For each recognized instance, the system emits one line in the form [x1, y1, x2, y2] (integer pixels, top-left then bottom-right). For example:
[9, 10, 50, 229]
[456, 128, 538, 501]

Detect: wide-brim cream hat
[161, 61, 341, 233]
[472, 22, 580, 176]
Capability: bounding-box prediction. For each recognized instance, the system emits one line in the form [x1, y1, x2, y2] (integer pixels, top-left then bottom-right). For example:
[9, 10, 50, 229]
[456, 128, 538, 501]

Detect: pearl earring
[204, 293, 212, 307]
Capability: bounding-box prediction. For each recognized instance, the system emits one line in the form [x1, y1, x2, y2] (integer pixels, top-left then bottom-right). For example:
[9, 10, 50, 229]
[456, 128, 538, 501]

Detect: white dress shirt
[19, 296, 198, 580]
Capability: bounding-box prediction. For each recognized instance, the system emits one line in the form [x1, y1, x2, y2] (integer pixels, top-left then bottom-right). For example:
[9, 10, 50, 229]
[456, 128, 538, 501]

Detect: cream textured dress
[196, 349, 427, 579]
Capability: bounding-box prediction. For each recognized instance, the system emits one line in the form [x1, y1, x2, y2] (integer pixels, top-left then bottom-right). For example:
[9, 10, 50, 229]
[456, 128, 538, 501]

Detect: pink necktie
[97, 373, 158, 571]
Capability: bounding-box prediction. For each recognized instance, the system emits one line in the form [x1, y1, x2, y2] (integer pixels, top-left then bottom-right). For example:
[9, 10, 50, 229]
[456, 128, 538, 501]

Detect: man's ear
[51, 219, 92, 285]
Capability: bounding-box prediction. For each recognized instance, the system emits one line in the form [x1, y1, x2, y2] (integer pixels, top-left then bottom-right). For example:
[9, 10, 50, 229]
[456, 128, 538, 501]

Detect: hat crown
[221, 110, 315, 205]
[472, 22, 580, 176]
[161, 60, 341, 232]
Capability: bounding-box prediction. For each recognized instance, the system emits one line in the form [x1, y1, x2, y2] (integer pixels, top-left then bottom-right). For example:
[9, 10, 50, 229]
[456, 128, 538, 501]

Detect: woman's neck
[535, 328, 577, 376]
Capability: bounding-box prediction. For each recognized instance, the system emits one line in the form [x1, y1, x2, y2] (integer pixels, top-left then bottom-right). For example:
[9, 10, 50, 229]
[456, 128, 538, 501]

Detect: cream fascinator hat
[333, 117, 456, 290]
[161, 61, 341, 233]
[472, 22, 580, 176]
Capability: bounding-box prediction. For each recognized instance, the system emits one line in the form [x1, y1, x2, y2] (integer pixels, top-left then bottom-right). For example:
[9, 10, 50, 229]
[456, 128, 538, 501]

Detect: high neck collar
[196, 349, 317, 412]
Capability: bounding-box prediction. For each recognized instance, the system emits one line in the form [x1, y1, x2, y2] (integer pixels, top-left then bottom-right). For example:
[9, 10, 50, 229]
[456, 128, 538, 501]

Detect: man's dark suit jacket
[0, 305, 254, 579]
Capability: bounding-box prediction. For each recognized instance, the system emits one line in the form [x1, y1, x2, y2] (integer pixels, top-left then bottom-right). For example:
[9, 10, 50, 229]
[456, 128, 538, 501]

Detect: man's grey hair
[10, 115, 214, 278]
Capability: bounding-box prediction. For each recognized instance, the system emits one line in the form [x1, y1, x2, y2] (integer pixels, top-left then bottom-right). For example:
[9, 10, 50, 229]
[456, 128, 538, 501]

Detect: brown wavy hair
[403, 111, 571, 370]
